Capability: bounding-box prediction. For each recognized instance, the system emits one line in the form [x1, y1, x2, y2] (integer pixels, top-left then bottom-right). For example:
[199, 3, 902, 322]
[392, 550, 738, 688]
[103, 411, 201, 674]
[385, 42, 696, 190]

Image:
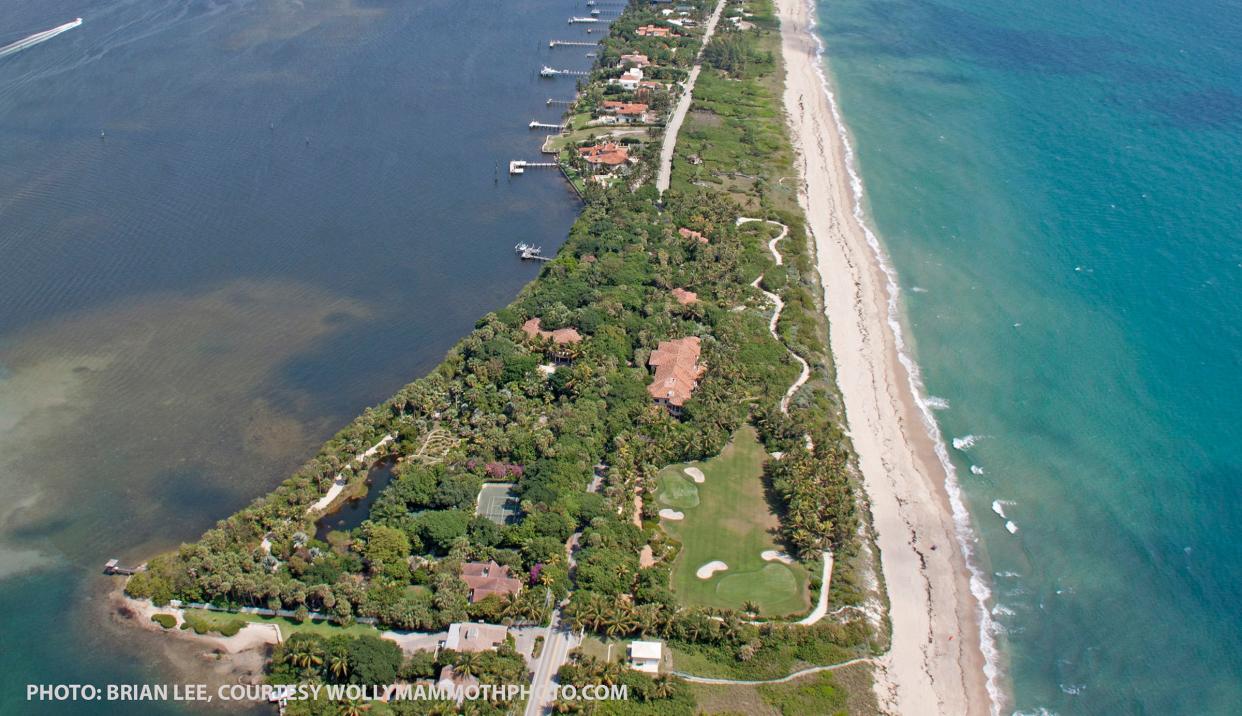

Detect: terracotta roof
[670, 288, 698, 305]
[578, 142, 630, 166]
[636, 24, 674, 37]
[602, 101, 649, 116]
[619, 53, 651, 67]
[647, 337, 705, 407]
[460, 561, 524, 603]
[678, 227, 708, 244]
[522, 317, 583, 344]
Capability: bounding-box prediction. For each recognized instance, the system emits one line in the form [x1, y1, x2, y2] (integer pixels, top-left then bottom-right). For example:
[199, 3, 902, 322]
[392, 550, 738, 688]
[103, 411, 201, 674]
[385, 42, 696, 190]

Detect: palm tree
[454, 651, 481, 680]
[742, 600, 760, 617]
[328, 646, 350, 680]
[597, 661, 626, 687]
[336, 699, 369, 716]
[651, 674, 677, 700]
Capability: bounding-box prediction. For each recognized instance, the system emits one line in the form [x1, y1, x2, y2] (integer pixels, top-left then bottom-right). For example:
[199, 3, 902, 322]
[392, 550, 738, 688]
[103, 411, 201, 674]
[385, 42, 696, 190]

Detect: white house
[443, 622, 509, 653]
[628, 640, 663, 673]
[612, 67, 644, 91]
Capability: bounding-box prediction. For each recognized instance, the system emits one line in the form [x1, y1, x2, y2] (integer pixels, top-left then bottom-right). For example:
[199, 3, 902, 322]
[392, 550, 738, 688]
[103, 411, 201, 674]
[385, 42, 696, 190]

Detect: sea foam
[802, 4, 1003, 711]
[953, 434, 985, 450]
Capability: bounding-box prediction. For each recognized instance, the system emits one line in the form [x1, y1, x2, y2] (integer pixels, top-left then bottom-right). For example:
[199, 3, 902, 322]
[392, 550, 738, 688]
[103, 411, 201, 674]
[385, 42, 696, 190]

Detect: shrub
[150, 613, 177, 629]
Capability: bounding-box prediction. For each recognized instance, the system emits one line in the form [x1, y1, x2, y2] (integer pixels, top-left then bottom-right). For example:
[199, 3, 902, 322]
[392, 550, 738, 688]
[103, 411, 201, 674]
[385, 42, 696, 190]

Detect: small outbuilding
[628, 640, 663, 673]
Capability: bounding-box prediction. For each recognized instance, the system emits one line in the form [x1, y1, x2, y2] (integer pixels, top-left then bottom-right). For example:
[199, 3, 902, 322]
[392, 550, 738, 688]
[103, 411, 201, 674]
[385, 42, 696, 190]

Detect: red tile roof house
[459, 561, 524, 603]
[600, 100, 651, 124]
[647, 336, 706, 414]
[522, 317, 582, 361]
[636, 24, 675, 38]
[678, 227, 709, 244]
[577, 142, 632, 170]
[618, 53, 651, 68]
[522, 317, 582, 345]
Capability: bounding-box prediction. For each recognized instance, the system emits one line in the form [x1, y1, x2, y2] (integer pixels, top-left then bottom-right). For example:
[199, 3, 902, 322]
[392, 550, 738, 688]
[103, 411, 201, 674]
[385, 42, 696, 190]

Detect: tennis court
[476, 482, 520, 524]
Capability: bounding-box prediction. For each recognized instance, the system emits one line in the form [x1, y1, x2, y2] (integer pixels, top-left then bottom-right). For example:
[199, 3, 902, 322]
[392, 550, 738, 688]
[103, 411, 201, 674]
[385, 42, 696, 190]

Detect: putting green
[657, 472, 700, 509]
[653, 427, 810, 617]
[716, 563, 800, 605]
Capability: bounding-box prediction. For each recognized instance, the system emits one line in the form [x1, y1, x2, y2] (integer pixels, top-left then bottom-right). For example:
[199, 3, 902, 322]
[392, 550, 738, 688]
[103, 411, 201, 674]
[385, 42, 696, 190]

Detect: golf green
[653, 427, 810, 616]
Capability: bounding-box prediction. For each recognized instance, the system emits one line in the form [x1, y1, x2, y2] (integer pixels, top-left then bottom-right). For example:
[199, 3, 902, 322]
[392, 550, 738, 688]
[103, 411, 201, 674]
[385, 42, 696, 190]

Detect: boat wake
[0, 18, 82, 60]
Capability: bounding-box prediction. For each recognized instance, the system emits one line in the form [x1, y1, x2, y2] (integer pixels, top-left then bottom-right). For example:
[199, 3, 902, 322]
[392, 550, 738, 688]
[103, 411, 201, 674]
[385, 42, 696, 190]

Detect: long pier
[529, 121, 565, 130]
[541, 66, 590, 78]
[509, 160, 559, 175]
[547, 98, 575, 106]
[568, 17, 600, 24]
[548, 40, 597, 48]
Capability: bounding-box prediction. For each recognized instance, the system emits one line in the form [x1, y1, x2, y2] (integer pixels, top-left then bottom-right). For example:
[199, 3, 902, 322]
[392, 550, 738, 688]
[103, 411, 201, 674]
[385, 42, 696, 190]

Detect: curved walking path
[736, 217, 811, 415]
[655, 0, 728, 194]
[736, 217, 835, 626]
[672, 656, 875, 685]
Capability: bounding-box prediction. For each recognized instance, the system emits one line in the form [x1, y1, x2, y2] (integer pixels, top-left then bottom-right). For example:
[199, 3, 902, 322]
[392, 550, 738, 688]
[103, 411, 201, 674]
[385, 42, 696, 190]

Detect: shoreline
[774, 0, 999, 714]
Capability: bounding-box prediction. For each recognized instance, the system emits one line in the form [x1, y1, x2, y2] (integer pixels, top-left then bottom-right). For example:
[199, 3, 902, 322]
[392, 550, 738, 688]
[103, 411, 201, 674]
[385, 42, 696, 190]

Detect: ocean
[0, 0, 587, 712]
[814, 0, 1242, 713]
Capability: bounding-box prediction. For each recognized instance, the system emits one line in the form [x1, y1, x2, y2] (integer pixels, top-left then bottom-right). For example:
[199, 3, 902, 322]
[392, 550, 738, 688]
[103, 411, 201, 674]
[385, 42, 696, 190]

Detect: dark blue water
[314, 460, 396, 540]
[816, 0, 1242, 712]
[0, 0, 591, 711]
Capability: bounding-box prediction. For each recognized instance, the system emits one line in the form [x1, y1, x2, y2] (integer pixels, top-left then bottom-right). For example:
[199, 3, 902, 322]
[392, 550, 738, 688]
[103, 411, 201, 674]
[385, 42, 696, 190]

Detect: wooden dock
[509, 160, 559, 175]
[540, 66, 590, 78]
[514, 243, 552, 261]
[103, 558, 141, 576]
[548, 40, 597, 48]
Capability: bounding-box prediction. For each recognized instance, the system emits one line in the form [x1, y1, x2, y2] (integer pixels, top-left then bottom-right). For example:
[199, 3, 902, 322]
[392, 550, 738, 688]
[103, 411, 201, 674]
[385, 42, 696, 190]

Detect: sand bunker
[761, 550, 795, 564]
[658, 508, 684, 521]
[683, 467, 705, 483]
[695, 560, 728, 579]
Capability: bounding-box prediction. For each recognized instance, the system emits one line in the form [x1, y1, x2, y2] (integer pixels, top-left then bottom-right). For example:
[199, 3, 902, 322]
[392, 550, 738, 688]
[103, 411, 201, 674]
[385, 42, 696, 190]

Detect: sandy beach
[774, 0, 996, 713]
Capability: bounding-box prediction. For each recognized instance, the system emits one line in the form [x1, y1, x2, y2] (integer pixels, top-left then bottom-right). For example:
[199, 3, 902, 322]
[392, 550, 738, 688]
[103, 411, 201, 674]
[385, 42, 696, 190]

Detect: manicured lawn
[188, 609, 378, 640]
[577, 635, 626, 664]
[654, 427, 809, 616]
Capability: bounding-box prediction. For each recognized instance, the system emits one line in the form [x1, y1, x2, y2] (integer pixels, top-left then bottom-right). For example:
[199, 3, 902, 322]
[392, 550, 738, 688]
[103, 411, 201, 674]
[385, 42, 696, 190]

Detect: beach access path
[774, 0, 993, 713]
[655, 0, 728, 194]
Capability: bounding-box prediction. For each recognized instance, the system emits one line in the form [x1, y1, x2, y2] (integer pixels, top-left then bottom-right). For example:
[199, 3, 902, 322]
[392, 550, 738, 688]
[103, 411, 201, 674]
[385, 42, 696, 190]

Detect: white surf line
[306, 434, 396, 514]
[737, 217, 812, 415]
[655, 0, 728, 193]
[0, 18, 83, 60]
[672, 655, 875, 685]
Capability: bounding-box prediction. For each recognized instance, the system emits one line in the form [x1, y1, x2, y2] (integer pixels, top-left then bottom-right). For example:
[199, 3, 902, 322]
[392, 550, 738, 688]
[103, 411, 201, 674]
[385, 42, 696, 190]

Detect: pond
[314, 460, 397, 540]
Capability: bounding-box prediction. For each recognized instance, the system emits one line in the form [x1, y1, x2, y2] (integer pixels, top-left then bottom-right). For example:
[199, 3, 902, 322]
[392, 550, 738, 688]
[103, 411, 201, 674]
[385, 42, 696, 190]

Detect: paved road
[655, 0, 728, 193]
[523, 611, 581, 716]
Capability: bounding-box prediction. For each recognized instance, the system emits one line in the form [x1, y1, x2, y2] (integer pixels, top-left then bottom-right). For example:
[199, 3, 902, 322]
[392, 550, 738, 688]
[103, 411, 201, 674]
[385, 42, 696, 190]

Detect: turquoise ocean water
[815, 0, 1242, 713]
